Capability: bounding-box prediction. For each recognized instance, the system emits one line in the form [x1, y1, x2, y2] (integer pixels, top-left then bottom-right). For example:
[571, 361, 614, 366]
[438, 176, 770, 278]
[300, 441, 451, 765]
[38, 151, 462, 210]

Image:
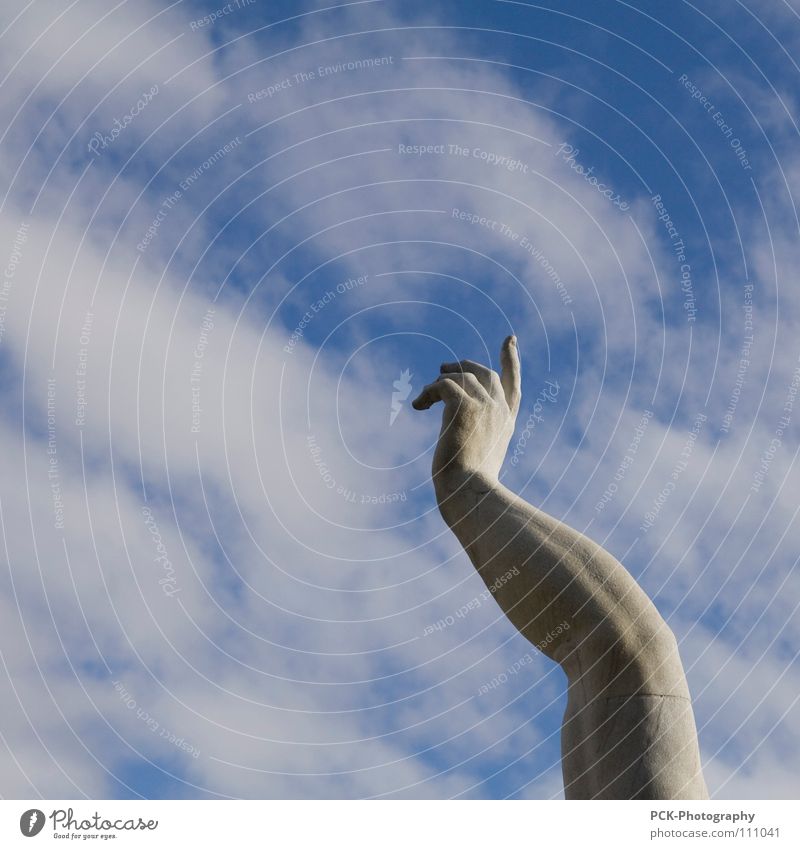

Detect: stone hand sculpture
[413, 336, 708, 799]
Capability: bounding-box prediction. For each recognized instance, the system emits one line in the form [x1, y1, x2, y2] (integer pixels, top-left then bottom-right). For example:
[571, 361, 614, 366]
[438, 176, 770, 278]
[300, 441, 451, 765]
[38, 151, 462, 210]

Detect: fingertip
[501, 337, 518, 364]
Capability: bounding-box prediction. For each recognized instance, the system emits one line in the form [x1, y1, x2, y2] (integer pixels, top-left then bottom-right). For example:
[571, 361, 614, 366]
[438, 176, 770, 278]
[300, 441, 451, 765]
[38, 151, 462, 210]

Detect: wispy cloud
[1, 0, 799, 800]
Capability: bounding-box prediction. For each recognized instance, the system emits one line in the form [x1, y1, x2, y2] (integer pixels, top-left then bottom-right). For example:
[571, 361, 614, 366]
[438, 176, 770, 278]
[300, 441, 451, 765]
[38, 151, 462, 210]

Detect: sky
[0, 0, 799, 800]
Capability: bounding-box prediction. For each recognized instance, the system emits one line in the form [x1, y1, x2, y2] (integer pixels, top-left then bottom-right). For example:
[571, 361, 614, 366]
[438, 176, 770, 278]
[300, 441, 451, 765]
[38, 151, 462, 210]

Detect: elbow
[613, 615, 689, 696]
[566, 611, 689, 697]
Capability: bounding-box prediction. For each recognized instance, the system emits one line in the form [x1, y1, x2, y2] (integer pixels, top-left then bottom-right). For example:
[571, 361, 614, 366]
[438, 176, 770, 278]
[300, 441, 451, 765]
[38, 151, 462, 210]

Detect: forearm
[435, 473, 688, 697]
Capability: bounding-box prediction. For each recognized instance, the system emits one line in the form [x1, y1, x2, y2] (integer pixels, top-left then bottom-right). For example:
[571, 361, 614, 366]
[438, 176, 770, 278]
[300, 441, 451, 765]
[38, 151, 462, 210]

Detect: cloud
[1, 0, 799, 800]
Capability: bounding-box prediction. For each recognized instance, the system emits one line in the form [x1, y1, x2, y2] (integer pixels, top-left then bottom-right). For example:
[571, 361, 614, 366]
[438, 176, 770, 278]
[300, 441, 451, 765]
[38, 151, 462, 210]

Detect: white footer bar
[2, 800, 795, 847]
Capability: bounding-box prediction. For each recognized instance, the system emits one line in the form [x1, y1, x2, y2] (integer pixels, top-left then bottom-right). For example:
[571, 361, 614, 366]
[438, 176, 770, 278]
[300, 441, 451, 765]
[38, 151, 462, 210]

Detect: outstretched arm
[412, 336, 681, 696]
[413, 338, 707, 798]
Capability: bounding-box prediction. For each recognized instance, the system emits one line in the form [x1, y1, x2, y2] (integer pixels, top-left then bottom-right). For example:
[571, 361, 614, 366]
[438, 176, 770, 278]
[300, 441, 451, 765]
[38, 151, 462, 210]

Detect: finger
[500, 335, 521, 412]
[436, 371, 488, 400]
[440, 359, 502, 397]
[412, 377, 468, 410]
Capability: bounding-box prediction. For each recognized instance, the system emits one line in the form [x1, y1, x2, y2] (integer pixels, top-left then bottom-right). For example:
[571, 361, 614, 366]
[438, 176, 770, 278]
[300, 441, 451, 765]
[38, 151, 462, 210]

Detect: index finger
[411, 376, 468, 411]
[500, 335, 521, 413]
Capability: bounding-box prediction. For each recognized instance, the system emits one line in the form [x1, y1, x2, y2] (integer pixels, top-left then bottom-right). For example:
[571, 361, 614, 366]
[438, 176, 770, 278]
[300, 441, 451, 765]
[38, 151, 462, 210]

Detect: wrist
[433, 467, 499, 523]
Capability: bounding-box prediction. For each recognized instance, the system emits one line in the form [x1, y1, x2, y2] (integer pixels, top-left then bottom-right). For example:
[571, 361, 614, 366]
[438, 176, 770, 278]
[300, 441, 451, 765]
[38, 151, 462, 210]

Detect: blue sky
[0, 0, 799, 799]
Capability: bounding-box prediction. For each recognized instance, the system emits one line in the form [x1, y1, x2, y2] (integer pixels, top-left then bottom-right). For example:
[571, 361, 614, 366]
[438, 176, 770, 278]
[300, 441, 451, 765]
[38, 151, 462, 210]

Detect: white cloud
[1, 0, 799, 800]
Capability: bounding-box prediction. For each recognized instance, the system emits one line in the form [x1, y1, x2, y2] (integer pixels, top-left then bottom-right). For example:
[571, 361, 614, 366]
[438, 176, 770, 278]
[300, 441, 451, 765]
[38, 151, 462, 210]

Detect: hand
[412, 336, 521, 496]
